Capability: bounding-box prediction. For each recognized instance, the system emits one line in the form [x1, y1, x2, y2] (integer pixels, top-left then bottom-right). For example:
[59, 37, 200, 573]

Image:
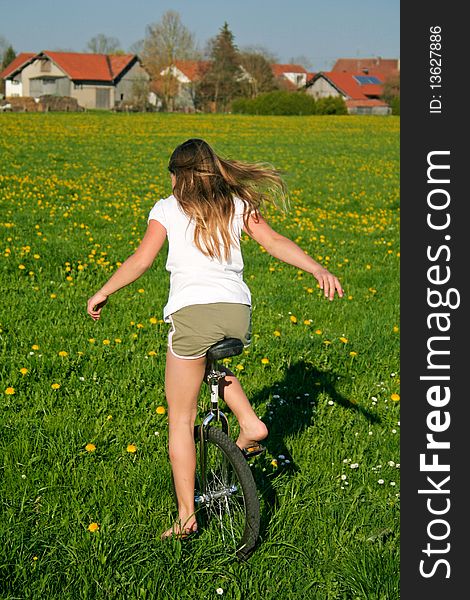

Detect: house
[305, 71, 391, 115]
[271, 64, 309, 89]
[0, 51, 150, 109]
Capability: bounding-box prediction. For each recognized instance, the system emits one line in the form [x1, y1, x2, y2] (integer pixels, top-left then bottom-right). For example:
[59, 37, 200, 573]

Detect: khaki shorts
[168, 303, 252, 359]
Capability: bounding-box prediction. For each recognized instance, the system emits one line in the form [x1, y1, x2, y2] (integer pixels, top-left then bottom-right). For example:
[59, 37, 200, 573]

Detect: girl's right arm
[87, 219, 167, 320]
[244, 213, 343, 300]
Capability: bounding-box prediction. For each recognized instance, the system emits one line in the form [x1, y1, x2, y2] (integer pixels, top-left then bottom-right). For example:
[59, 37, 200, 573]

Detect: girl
[87, 138, 343, 540]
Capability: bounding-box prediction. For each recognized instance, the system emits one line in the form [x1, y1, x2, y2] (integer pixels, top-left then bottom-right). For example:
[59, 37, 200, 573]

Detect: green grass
[0, 112, 399, 599]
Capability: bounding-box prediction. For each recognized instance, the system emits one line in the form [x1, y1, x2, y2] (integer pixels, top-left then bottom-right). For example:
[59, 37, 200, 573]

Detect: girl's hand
[87, 291, 109, 321]
[312, 267, 344, 301]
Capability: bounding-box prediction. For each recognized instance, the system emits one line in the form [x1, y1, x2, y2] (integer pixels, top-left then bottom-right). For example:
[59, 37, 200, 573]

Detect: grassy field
[0, 113, 400, 599]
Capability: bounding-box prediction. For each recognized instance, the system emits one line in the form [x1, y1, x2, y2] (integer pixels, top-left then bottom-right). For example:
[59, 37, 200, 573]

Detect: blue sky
[1, 0, 399, 71]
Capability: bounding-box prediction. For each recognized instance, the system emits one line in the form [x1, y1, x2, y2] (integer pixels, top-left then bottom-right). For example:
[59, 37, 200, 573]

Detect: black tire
[194, 425, 260, 560]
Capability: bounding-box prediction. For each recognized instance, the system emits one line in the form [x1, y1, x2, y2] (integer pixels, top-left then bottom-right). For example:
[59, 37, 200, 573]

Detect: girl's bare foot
[160, 518, 198, 540]
[236, 418, 268, 451]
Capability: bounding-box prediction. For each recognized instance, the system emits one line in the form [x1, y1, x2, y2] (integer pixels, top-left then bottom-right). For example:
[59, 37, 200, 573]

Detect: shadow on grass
[248, 360, 381, 546]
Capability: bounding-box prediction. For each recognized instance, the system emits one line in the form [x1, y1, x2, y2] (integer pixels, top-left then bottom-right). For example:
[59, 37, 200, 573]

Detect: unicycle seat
[206, 338, 244, 363]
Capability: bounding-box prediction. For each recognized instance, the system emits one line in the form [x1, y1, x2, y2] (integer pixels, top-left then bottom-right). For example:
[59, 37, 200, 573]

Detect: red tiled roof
[0, 52, 36, 78]
[1, 51, 137, 82]
[358, 83, 383, 97]
[271, 63, 308, 76]
[332, 58, 399, 79]
[43, 51, 135, 81]
[108, 55, 136, 79]
[173, 60, 210, 81]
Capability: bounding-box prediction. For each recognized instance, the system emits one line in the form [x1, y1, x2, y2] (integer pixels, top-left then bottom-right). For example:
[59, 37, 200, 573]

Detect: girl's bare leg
[161, 350, 206, 538]
[218, 370, 268, 449]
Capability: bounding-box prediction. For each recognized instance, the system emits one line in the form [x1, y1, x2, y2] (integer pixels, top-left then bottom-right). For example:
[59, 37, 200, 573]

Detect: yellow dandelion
[88, 338, 95, 343]
[339, 337, 348, 344]
[148, 350, 157, 356]
[235, 364, 244, 371]
[323, 340, 331, 346]
[138, 288, 145, 294]
[85, 443, 96, 452]
[349, 351, 358, 357]
[136, 323, 144, 329]
[58, 351, 68, 357]
[114, 338, 122, 343]
[20, 368, 28, 375]
[156, 406, 166, 415]
[87, 522, 99, 533]
[127, 444, 137, 453]
[102, 339, 110, 345]
[391, 393, 400, 402]
[306, 288, 314, 294]
[66, 276, 73, 282]
[5, 387, 15, 395]
[31, 344, 39, 350]
[273, 330, 281, 337]
[261, 358, 269, 365]
[315, 329, 322, 335]
[149, 317, 158, 324]
[19, 264, 26, 270]
[51, 383, 60, 389]
[50, 294, 56, 299]
[393, 326, 399, 333]
[304, 320, 311, 326]
[290, 315, 297, 324]
[271, 459, 278, 468]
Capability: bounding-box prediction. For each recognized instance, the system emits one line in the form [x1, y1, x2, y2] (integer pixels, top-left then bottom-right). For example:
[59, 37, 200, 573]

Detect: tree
[239, 51, 276, 97]
[86, 34, 122, 54]
[141, 10, 198, 110]
[198, 22, 244, 112]
[1, 45, 16, 71]
[381, 72, 400, 115]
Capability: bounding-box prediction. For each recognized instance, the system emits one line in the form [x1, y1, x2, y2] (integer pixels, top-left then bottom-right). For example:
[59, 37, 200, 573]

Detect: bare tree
[86, 34, 123, 54]
[141, 10, 198, 110]
[239, 51, 276, 97]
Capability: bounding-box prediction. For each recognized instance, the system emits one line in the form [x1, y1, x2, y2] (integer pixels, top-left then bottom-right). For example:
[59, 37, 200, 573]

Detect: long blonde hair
[168, 138, 287, 260]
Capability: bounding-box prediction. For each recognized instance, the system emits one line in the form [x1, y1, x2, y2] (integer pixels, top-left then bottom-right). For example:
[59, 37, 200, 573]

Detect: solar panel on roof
[353, 75, 382, 85]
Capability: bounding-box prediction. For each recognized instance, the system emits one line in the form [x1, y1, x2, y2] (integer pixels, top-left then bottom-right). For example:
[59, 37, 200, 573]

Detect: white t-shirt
[148, 194, 251, 321]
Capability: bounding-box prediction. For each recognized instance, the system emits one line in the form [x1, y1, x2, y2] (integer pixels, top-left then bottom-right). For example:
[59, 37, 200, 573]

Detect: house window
[11, 80, 20, 86]
[40, 60, 51, 73]
[74, 83, 83, 90]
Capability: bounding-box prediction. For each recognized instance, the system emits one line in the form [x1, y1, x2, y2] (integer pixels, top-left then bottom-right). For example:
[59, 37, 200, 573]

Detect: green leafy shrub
[232, 90, 317, 115]
[315, 96, 348, 115]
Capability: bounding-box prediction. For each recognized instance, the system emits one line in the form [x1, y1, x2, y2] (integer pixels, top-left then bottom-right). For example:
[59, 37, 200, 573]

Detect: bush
[389, 96, 400, 115]
[315, 96, 348, 115]
[232, 90, 316, 116]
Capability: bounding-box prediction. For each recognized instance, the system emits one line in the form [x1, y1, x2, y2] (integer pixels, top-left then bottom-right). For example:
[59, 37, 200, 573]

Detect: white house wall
[5, 78, 23, 97]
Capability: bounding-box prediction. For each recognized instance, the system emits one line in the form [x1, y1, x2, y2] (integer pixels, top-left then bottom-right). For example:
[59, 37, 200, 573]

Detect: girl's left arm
[87, 220, 167, 320]
[244, 213, 344, 300]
